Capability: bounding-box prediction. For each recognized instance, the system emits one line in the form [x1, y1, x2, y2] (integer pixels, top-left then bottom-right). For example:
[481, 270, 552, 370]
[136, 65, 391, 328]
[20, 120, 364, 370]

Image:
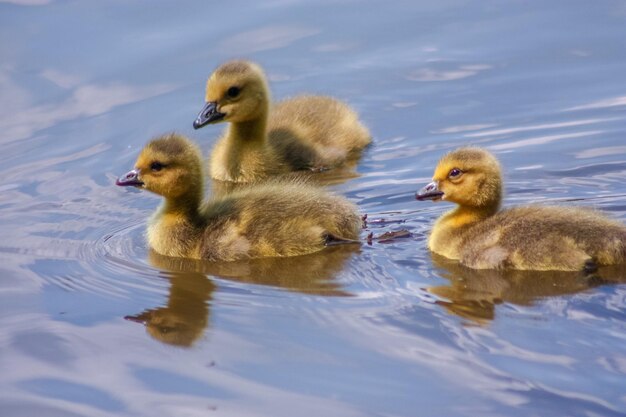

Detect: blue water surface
[1, 1, 626, 416]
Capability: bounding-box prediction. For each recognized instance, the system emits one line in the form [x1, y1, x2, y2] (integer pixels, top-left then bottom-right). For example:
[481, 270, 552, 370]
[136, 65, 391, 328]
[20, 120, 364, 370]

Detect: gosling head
[117, 133, 203, 200]
[193, 60, 270, 129]
[416, 147, 502, 210]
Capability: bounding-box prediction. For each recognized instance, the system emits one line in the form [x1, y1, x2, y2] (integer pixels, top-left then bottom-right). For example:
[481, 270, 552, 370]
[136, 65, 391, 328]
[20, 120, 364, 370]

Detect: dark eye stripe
[151, 162, 165, 172]
[449, 168, 462, 178]
[227, 86, 240, 98]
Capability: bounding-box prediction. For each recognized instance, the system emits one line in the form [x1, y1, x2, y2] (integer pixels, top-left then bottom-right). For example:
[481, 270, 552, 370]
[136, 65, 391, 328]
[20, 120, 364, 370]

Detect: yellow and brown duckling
[193, 60, 371, 183]
[116, 133, 362, 261]
[416, 147, 626, 271]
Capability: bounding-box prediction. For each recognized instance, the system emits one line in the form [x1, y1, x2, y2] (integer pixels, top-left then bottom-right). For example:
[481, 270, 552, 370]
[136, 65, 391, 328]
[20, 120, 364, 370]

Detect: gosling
[117, 133, 362, 261]
[193, 60, 371, 183]
[416, 147, 626, 271]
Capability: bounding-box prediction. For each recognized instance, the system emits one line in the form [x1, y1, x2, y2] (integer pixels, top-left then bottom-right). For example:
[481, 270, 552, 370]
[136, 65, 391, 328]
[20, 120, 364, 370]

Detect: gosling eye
[226, 86, 240, 98]
[448, 168, 463, 179]
[150, 162, 165, 172]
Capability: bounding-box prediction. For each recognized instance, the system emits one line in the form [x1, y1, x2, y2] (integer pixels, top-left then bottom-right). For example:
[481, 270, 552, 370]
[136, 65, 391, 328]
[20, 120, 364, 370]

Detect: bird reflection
[125, 267, 214, 347]
[126, 245, 359, 347]
[428, 254, 626, 324]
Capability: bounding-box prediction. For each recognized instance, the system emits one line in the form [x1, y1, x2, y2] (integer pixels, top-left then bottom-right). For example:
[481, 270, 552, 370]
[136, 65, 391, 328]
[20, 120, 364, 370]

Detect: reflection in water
[125, 268, 214, 347]
[150, 245, 359, 295]
[429, 254, 626, 324]
[565, 95, 626, 111]
[0, 79, 175, 144]
[407, 63, 491, 82]
[127, 246, 358, 346]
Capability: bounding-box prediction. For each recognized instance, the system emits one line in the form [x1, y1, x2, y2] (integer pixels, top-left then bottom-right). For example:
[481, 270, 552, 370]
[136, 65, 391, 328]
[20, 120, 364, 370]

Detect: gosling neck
[444, 202, 500, 229]
[222, 108, 273, 182]
[227, 108, 268, 145]
[161, 191, 203, 221]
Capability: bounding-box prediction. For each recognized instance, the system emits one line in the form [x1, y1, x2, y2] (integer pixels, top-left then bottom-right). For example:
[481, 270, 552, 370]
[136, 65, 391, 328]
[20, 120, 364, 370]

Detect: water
[1, 1, 626, 416]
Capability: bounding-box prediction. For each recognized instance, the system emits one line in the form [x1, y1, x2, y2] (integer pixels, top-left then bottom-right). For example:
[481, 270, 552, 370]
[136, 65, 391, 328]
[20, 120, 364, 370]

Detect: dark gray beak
[124, 311, 151, 324]
[416, 181, 444, 201]
[116, 169, 144, 187]
[193, 101, 225, 129]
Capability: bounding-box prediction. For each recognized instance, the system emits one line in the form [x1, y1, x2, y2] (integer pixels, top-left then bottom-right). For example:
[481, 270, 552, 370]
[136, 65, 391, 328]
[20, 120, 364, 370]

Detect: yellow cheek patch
[205, 74, 224, 102]
[135, 154, 149, 171]
[433, 160, 458, 182]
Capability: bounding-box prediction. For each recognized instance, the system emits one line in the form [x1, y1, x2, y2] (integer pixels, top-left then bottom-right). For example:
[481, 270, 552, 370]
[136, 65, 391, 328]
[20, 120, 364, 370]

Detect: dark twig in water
[367, 229, 412, 244]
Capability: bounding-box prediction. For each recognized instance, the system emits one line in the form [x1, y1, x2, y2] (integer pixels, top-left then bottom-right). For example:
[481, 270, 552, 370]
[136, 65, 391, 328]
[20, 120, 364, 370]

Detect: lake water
[2, 1, 626, 416]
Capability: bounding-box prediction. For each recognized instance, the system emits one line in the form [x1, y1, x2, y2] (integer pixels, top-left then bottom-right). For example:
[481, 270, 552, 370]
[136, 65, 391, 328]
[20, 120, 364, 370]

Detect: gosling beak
[193, 101, 225, 129]
[116, 169, 144, 187]
[124, 311, 151, 324]
[416, 181, 444, 201]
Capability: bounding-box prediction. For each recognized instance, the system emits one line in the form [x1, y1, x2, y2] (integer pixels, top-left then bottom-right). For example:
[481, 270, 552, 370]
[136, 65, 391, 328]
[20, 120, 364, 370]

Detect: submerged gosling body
[193, 60, 371, 183]
[117, 134, 362, 261]
[416, 147, 626, 271]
